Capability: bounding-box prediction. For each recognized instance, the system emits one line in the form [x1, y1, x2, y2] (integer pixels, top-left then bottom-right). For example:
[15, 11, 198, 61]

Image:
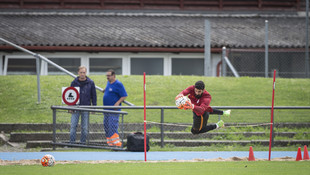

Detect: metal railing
[0, 37, 134, 106]
[73, 105, 310, 148]
[51, 105, 128, 151]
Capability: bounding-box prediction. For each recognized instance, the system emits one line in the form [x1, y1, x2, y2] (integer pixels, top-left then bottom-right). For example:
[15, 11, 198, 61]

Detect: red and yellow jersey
[180, 85, 213, 116]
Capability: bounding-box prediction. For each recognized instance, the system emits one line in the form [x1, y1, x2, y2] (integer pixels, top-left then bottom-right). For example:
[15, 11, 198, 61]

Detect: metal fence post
[52, 108, 56, 151]
[0, 55, 3, 75]
[222, 47, 227, 77]
[265, 20, 269, 78]
[35, 54, 41, 104]
[121, 114, 124, 148]
[204, 20, 211, 76]
[87, 113, 89, 144]
[306, 0, 309, 78]
[160, 108, 164, 148]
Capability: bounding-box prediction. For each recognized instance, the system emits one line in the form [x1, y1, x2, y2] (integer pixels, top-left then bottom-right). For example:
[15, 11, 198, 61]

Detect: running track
[0, 151, 297, 161]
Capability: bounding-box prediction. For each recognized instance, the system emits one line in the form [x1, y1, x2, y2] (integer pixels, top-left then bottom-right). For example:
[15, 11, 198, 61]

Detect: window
[172, 58, 204, 75]
[48, 58, 80, 75]
[89, 58, 122, 75]
[7, 58, 36, 75]
[131, 58, 163, 75]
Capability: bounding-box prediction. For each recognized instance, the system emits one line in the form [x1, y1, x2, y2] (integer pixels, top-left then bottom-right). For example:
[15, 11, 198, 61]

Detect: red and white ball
[41, 154, 55, 167]
[175, 95, 190, 108]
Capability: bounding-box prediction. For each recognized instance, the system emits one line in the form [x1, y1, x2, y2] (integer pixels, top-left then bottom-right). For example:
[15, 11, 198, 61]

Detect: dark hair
[195, 81, 205, 90]
[107, 69, 115, 76]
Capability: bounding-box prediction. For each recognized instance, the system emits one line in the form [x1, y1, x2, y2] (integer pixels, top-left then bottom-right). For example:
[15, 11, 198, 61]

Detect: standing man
[175, 81, 230, 135]
[70, 66, 97, 144]
[103, 69, 128, 147]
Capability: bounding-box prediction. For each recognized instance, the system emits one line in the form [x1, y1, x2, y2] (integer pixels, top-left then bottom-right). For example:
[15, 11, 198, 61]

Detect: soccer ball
[41, 154, 55, 167]
[175, 95, 190, 108]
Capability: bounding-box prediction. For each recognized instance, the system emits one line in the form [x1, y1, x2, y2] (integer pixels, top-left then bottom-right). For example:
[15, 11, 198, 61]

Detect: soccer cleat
[216, 120, 225, 129]
[223, 110, 231, 117]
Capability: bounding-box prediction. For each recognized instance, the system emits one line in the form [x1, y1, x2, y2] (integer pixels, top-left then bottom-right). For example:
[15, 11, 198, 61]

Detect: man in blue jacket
[70, 66, 97, 144]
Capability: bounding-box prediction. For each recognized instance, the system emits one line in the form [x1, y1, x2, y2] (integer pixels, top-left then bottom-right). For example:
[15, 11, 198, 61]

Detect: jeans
[70, 111, 89, 143]
[103, 113, 120, 138]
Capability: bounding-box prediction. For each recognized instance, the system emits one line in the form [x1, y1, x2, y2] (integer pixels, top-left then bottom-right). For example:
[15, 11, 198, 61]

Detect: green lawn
[1, 161, 310, 175]
[0, 75, 309, 123]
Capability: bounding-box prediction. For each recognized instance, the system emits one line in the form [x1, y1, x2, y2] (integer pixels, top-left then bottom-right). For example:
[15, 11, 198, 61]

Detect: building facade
[0, 0, 309, 78]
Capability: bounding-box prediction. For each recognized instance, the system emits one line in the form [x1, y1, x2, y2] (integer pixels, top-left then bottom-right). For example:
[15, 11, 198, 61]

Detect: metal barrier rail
[76, 106, 310, 109]
[69, 105, 310, 148]
[51, 105, 129, 114]
[50, 105, 128, 151]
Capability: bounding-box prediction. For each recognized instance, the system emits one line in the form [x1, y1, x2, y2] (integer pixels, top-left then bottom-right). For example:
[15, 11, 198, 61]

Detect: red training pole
[143, 72, 147, 162]
[268, 69, 276, 161]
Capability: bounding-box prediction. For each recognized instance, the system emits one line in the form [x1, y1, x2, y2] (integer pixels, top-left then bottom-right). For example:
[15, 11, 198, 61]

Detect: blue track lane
[0, 151, 297, 161]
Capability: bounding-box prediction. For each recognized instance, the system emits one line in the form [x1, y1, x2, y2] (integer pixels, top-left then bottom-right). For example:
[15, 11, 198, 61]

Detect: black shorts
[191, 111, 217, 134]
[192, 111, 209, 131]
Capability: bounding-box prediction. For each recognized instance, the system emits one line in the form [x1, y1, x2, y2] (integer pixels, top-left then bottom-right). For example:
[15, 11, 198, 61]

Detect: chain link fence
[221, 10, 310, 79]
[51, 106, 128, 150]
[226, 50, 308, 78]
[146, 107, 310, 147]
[50, 106, 310, 149]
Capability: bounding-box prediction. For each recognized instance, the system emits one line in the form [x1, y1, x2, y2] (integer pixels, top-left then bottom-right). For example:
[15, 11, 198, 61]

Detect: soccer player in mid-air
[175, 81, 231, 135]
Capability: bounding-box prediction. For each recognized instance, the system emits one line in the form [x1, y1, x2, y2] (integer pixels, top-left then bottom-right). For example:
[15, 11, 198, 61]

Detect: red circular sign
[62, 87, 80, 105]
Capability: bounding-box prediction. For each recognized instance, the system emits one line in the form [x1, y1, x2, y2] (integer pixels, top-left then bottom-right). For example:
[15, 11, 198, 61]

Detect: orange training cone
[248, 146, 255, 161]
[303, 145, 309, 160]
[296, 147, 302, 161]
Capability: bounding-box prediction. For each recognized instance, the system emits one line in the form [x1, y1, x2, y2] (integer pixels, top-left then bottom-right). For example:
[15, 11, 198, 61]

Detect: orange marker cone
[303, 145, 309, 160]
[248, 146, 255, 161]
[296, 147, 302, 161]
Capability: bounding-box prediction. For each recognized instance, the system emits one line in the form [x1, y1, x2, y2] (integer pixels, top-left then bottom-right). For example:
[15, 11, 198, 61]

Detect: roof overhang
[0, 46, 305, 53]
[0, 46, 218, 53]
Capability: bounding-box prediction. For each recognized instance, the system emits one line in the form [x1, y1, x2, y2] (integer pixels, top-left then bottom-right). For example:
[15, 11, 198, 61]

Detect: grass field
[0, 75, 309, 123]
[1, 161, 310, 175]
[0, 75, 309, 151]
